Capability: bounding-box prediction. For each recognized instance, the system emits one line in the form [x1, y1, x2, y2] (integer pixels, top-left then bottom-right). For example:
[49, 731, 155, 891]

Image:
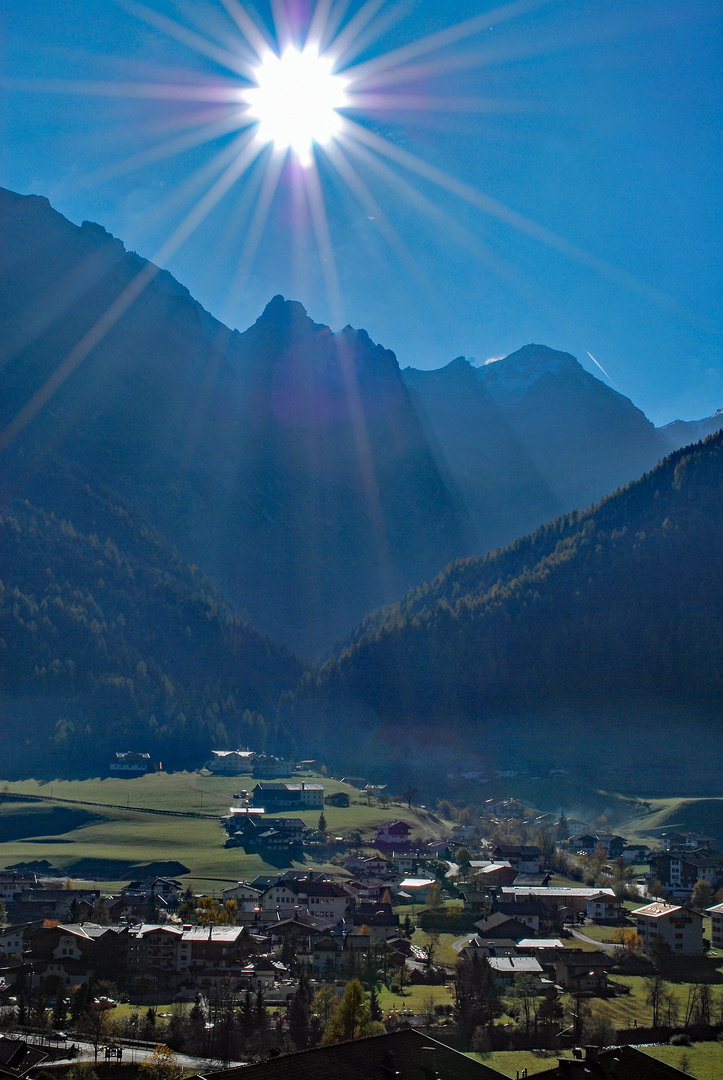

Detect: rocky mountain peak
[476, 343, 580, 404]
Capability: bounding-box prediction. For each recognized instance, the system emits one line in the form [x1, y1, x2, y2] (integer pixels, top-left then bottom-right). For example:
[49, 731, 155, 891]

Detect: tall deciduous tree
[322, 980, 378, 1044]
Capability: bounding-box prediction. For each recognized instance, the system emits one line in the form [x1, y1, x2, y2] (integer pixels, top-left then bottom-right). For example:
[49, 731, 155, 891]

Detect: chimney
[381, 1050, 400, 1079]
[420, 1047, 438, 1079]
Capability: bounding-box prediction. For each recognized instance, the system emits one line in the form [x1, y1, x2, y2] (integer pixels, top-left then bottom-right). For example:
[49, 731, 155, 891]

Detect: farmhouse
[375, 820, 413, 848]
[0, 873, 37, 903]
[251, 782, 324, 810]
[206, 749, 257, 774]
[473, 911, 531, 941]
[121, 877, 182, 905]
[491, 845, 542, 873]
[499, 886, 622, 922]
[110, 751, 150, 774]
[486, 955, 543, 986]
[554, 949, 611, 993]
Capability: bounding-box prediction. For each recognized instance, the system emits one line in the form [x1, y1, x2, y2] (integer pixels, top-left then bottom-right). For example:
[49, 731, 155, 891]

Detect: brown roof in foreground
[197, 1029, 506, 1079]
[544, 1044, 689, 1078]
[0, 1037, 47, 1079]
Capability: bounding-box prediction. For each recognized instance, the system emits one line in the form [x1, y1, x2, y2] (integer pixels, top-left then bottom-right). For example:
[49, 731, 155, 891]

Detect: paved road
[571, 928, 621, 954]
[27, 1037, 245, 1072]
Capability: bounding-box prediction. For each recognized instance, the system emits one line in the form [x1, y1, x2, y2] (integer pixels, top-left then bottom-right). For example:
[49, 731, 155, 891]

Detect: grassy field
[575, 923, 626, 943]
[0, 772, 449, 891]
[612, 796, 723, 847]
[470, 1049, 559, 1076]
[475, 1044, 723, 1079]
[410, 929, 460, 966]
[643, 1040, 723, 1079]
[377, 983, 452, 1014]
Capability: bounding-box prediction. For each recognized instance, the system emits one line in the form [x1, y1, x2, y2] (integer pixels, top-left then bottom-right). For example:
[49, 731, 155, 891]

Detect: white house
[207, 750, 257, 774]
[0, 925, 26, 961]
[261, 876, 351, 923]
[221, 882, 264, 911]
[633, 901, 704, 955]
[110, 752, 150, 774]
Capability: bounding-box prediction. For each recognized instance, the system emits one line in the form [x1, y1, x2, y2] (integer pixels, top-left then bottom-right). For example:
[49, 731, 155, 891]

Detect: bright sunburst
[244, 47, 347, 166]
[4, 0, 649, 447]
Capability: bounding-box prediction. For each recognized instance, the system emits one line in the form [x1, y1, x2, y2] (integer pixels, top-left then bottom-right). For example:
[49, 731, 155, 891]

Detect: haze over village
[1, 0, 722, 1077]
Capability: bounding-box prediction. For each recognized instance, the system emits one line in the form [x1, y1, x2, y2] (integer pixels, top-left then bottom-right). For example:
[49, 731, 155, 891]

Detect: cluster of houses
[565, 826, 723, 901]
[222, 784, 326, 854]
[206, 752, 301, 778]
[0, 872, 184, 925]
[0, 866, 417, 1001]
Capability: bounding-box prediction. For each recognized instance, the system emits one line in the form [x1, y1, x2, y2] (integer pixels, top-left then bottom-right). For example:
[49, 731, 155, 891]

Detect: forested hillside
[297, 431, 723, 728]
[0, 458, 302, 776]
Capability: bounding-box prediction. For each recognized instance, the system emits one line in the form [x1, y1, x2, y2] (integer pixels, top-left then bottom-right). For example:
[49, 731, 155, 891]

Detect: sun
[244, 47, 348, 166]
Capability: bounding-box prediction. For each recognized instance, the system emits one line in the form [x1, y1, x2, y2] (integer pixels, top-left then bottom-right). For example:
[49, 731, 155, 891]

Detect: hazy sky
[2, 0, 721, 424]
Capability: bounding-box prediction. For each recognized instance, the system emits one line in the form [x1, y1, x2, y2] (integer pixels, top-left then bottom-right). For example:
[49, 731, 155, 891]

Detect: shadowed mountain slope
[290, 431, 723, 771]
[0, 187, 472, 656]
[403, 347, 721, 556]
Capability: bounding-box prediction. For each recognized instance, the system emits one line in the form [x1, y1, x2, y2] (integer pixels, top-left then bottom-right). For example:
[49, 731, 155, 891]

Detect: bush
[669, 1033, 691, 1046]
[471, 1026, 491, 1055]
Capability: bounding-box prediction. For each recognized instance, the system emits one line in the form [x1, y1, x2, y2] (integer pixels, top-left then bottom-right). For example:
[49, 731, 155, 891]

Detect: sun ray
[269, 0, 295, 53]
[302, 160, 344, 326]
[215, 0, 272, 59]
[345, 91, 536, 114]
[305, 0, 335, 52]
[329, 0, 416, 70]
[214, 148, 272, 266]
[343, 0, 552, 87]
[2, 76, 247, 101]
[324, 0, 387, 66]
[316, 0, 354, 55]
[333, 328, 391, 581]
[343, 117, 682, 311]
[223, 147, 287, 323]
[319, 139, 434, 298]
[121, 0, 256, 78]
[153, 133, 265, 261]
[136, 128, 259, 233]
[88, 108, 251, 184]
[338, 128, 500, 268]
[0, 130, 265, 454]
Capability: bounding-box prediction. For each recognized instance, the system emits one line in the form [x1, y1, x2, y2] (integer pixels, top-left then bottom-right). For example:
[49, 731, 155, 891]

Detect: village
[0, 751, 720, 1076]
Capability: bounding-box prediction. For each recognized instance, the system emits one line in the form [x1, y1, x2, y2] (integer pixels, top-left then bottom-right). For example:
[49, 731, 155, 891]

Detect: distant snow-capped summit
[476, 343, 581, 403]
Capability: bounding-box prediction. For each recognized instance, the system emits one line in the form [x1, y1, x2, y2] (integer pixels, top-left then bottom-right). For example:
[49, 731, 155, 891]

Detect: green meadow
[0, 771, 446, 892]
[477, 1042, 723, 1080]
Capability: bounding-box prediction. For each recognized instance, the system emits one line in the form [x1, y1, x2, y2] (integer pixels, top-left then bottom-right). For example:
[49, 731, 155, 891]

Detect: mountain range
[403, 346, 696, 555]
[1, 185, 722, 776]
[0, 188, 470, 657]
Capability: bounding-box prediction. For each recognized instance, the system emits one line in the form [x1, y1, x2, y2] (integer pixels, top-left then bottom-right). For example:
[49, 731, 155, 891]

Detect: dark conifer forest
[0, 458, 301, 775]
[287, 430, 723, 769]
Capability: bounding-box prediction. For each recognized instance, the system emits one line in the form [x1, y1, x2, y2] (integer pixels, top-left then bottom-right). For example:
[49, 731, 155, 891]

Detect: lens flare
[244, 47, 347, 165]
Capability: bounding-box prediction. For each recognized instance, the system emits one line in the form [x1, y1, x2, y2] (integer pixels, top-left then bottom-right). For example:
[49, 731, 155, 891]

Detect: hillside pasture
[0, 772, 444, 891]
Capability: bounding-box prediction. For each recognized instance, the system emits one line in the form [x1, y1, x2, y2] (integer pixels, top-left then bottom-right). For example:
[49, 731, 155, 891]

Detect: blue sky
[1, 0, 721, 424]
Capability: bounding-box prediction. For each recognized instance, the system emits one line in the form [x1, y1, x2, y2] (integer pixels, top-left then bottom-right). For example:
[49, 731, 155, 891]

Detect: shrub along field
[0, 771, 447, 891]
